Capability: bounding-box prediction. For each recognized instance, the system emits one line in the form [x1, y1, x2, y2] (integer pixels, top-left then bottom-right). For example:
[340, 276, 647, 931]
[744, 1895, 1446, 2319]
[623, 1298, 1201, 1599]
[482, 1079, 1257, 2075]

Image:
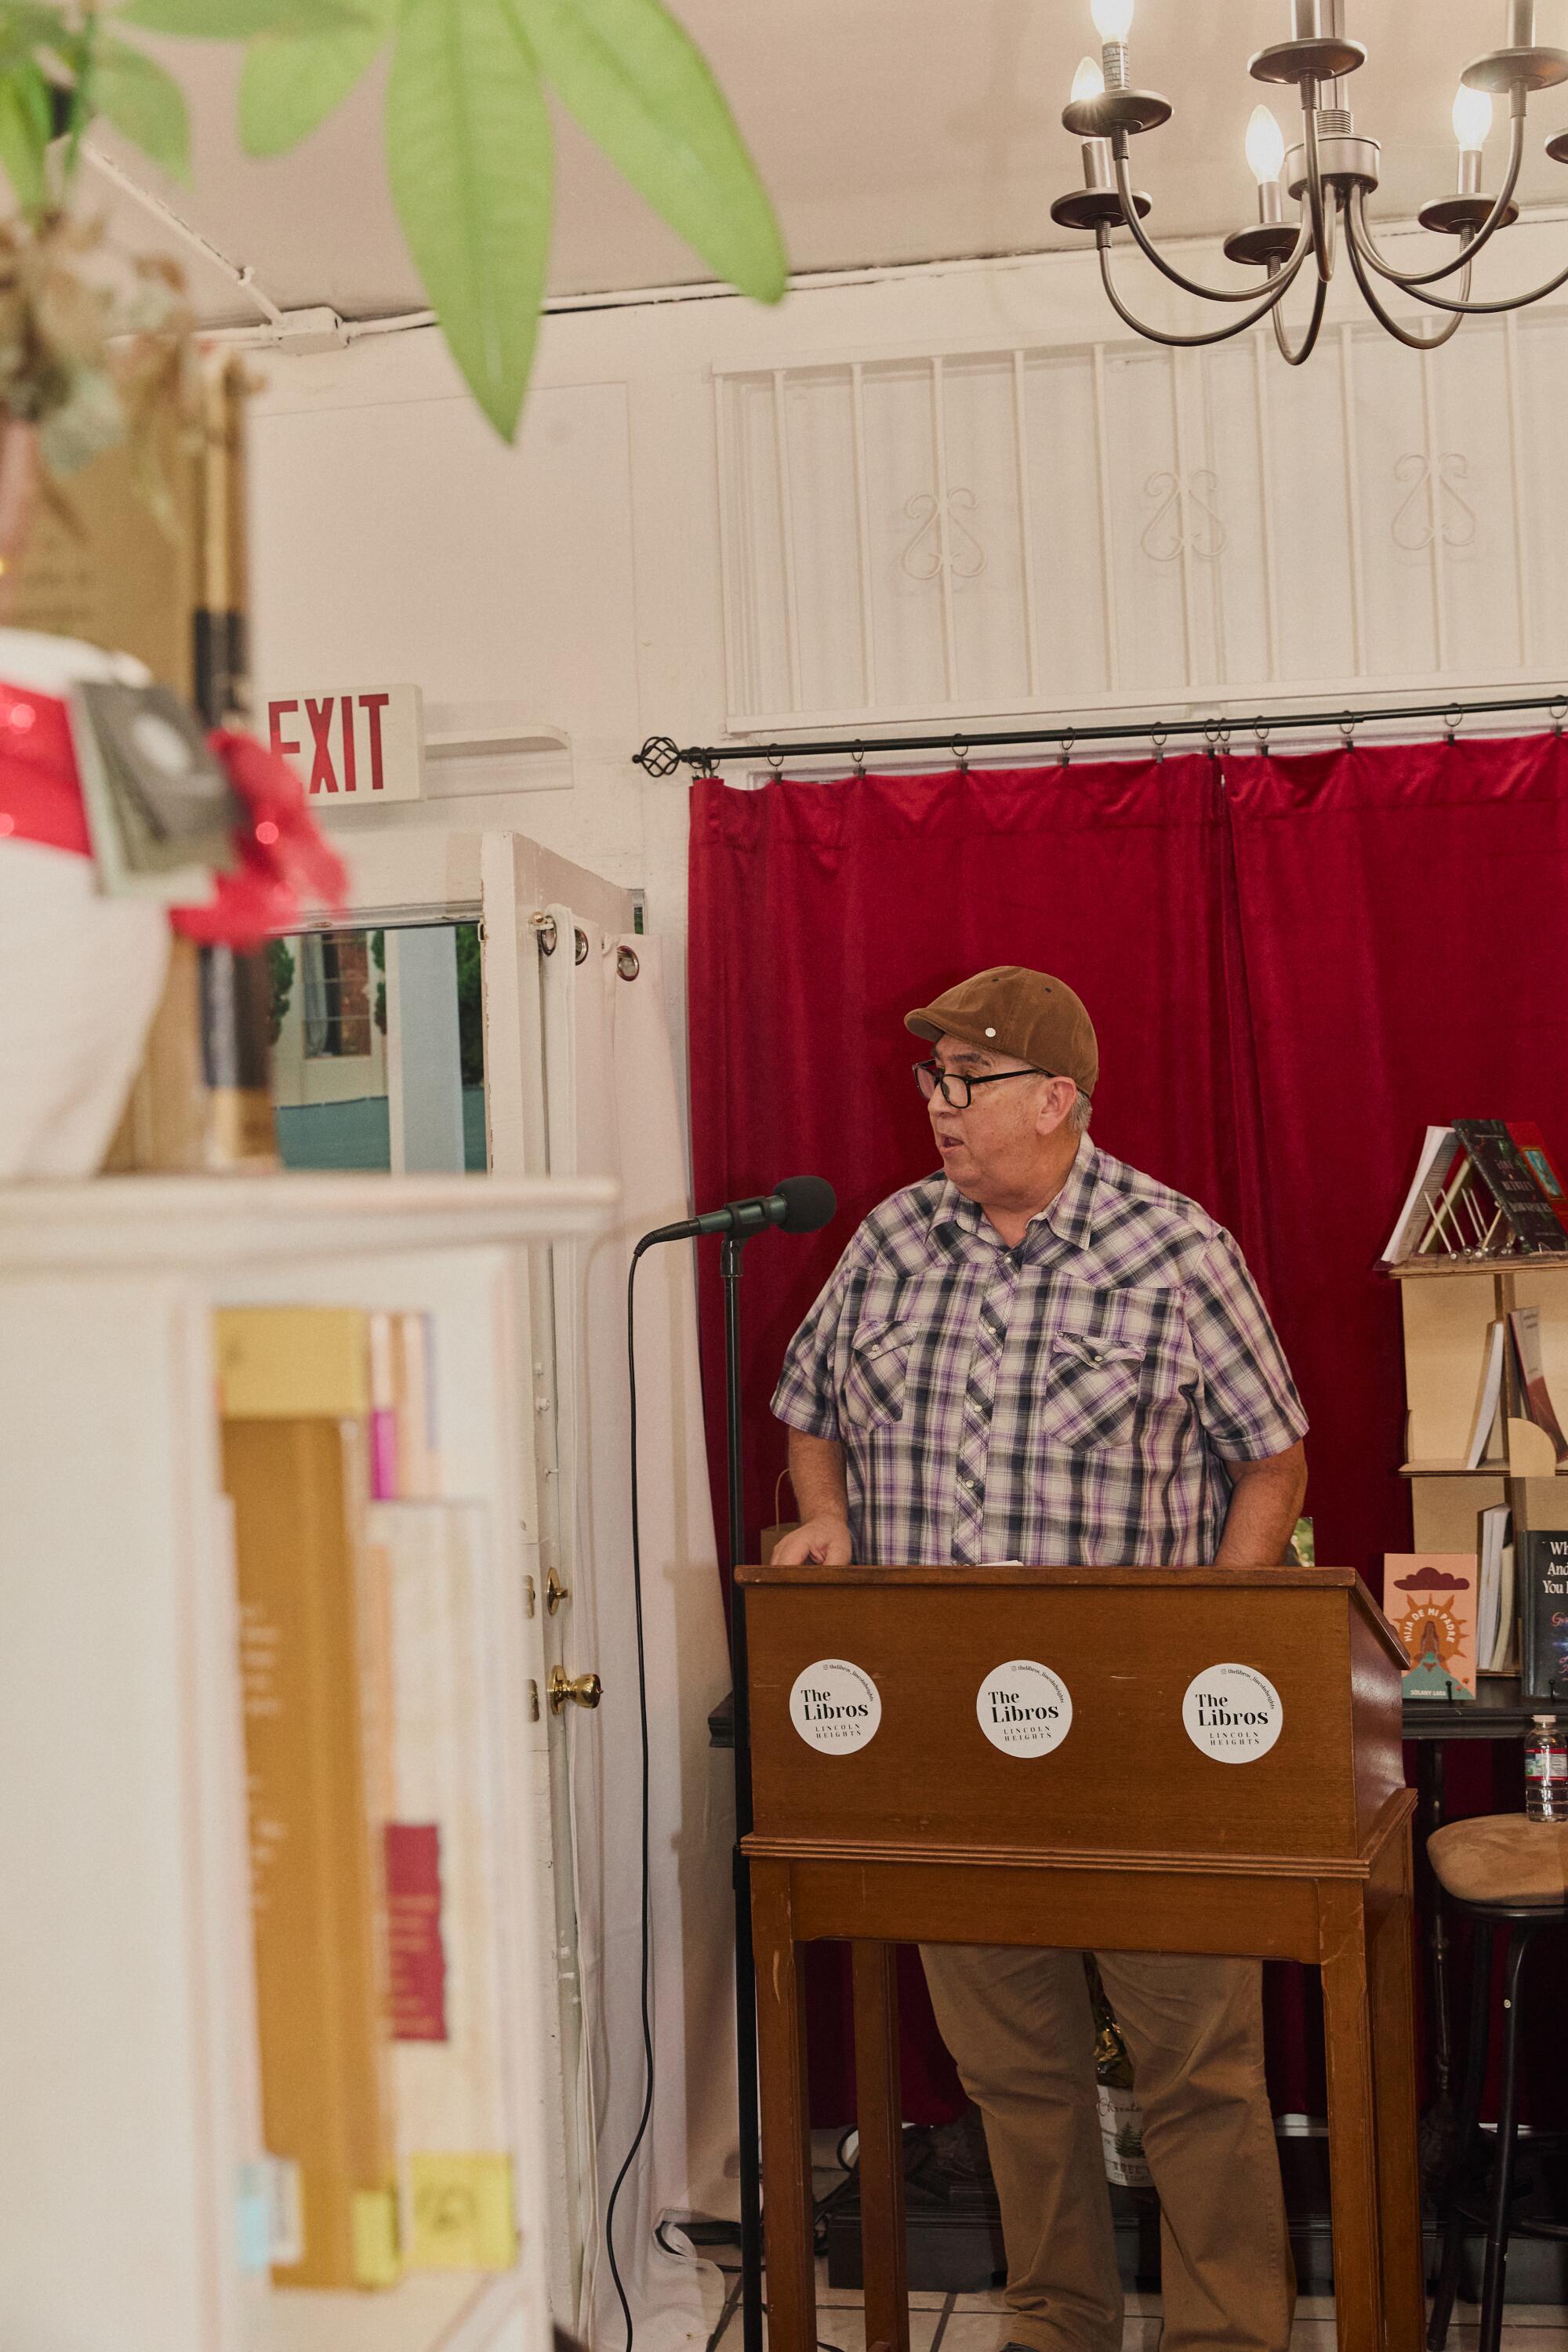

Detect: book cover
[1477, 1504, 1512, 1671]
[216, 1306, 371, 1420]
[1508, 1306, 1568, 1465]
[226, 1417, 397, 2288]
[1384, 1552, 1479, 1700]
[1497, 1540, 1519, 1674]
[1453, 1120, 1566, 1253]
[1520, 1531, 1568, 1701]
[1465, 1320, 1507, 1469]
[370, 1501, 511, 2262]
[368, 1312, 401, 1501]
[1381, 1125, 1461, 1262]
[1506, 1121, 1568, 1241]
[393, 1313, 441, 1499]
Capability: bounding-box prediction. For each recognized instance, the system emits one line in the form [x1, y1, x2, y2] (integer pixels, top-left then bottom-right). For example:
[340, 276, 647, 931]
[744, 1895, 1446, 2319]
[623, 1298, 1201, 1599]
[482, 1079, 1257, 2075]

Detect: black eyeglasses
[913, 1058, 1054, 1109]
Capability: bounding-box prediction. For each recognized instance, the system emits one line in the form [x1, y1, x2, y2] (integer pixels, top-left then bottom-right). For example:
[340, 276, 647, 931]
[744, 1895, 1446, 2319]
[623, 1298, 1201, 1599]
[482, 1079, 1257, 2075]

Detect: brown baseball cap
[905, 966, 1098, 1094]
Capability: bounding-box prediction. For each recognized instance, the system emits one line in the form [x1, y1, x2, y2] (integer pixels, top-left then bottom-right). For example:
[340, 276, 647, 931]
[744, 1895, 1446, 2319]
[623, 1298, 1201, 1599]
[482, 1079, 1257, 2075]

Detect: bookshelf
[1392, 1256, 1568, 1555]
[0, 1173, 615, 2352]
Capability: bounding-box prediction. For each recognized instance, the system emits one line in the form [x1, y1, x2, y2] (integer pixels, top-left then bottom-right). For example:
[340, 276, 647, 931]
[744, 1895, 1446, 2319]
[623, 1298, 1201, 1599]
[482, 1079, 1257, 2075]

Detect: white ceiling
[89, 0, 1568, 327]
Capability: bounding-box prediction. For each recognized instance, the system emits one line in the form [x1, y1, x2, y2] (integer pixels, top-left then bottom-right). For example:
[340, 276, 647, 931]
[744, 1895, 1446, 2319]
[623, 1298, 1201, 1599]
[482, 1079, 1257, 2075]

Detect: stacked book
[1382, 1120, 1568, 1264]
[216, 1307, 517, 2292]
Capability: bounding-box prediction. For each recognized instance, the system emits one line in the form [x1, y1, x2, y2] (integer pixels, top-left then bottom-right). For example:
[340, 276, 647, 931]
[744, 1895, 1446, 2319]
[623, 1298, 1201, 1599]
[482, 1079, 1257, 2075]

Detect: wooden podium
[739, 1563, 1421, 2352]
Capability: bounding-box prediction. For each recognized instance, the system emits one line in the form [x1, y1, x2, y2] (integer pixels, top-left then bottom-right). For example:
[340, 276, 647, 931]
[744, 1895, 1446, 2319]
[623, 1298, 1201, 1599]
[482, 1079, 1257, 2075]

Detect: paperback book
[1520, 1531, 1568, 1703]
[1452, 1120, 1567, 1254]
[1508, 1307, 1568, 1465]
[1383, 1552, 1479, 1700]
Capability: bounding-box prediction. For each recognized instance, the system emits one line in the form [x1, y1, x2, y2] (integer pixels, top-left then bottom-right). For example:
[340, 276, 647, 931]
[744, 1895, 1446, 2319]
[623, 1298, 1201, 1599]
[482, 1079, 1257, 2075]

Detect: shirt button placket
[953, 1261, 1010, 1565]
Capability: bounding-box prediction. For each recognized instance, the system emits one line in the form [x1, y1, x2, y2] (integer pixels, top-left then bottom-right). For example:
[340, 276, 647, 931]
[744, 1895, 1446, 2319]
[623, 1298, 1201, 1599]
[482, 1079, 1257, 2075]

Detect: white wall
[247, 210, 1568, 1054]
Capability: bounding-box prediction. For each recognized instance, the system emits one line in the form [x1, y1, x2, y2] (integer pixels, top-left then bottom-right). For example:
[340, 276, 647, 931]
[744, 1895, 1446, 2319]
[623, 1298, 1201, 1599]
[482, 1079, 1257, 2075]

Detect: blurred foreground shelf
[0, 1173, 615, 2352]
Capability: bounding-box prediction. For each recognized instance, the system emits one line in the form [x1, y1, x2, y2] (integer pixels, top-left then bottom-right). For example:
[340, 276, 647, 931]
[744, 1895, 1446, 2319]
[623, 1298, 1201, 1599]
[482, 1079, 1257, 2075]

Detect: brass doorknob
[548, 1665, 603, 1715]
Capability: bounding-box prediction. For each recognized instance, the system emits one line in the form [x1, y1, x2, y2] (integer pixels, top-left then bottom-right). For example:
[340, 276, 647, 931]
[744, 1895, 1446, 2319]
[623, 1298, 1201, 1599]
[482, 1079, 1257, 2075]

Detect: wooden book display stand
[738, 1563, 1421, 2352]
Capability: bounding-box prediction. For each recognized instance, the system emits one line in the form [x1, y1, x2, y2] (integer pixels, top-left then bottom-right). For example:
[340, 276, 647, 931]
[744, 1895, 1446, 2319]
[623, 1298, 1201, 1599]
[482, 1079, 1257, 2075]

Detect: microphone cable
[602, 1182, 835, 2350]
[604, 1236, 658, 2352]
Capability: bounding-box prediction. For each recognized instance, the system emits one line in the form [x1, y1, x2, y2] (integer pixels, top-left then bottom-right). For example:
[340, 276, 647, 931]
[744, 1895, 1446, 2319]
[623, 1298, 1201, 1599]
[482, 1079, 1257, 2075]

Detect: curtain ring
[1150, 727, 1167, 764]
[1203, 717, 1224, 762]
[851, 742, 866, 775]
[574, 927, 590, 965]
[767, 745, 784, 773]
[1252, 717, 1269, 755]
[952, 738, 970, 774]
[531, 911, 557, 956]
[1443, 703, 1463, 747]
[616, 946, 640, 981]
[1058, 729, 1074, 768]
[1338, 710, 1357, 752]
[1552, 697, 1568, 738]
[694, 748, 719, 779]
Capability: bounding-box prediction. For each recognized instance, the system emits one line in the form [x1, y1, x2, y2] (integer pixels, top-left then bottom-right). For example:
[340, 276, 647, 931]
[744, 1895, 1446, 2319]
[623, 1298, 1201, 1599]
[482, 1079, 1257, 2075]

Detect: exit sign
[266, 684, 424, 803]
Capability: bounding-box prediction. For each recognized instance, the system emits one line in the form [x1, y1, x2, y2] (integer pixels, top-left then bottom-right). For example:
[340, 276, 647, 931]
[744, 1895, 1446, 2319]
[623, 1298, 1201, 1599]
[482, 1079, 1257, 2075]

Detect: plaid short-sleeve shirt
[771, 1143, 1307, 1568]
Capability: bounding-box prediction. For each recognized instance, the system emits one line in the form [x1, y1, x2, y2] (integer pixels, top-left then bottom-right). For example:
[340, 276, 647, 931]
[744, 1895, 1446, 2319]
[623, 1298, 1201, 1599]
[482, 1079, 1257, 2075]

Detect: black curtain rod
[633, 688, 1568, 777]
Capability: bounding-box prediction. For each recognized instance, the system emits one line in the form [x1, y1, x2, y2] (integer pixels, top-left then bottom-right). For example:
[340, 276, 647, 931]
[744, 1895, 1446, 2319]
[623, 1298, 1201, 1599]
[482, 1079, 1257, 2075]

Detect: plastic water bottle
[1524, 1715, 1567, 1821]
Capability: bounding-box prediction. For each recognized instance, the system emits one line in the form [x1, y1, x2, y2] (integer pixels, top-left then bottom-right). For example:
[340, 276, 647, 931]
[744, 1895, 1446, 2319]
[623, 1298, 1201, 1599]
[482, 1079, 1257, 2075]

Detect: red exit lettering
[267, 694, 396, 794]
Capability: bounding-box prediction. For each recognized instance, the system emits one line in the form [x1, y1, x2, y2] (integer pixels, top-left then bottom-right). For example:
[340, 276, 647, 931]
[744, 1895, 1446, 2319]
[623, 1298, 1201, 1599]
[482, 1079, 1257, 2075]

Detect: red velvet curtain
[687, 738, 1568, 2125]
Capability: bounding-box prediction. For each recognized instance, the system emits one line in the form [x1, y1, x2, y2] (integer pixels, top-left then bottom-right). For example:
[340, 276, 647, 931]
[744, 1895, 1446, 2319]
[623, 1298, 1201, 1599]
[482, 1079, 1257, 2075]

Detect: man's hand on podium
[770, 1515, 853, 1566]
[775, 1431, 853, 1564]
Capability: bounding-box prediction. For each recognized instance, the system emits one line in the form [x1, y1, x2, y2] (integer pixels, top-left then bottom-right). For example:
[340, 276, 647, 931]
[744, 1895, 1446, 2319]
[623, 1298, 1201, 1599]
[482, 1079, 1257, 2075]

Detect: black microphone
[638, 1174, 837, 1250]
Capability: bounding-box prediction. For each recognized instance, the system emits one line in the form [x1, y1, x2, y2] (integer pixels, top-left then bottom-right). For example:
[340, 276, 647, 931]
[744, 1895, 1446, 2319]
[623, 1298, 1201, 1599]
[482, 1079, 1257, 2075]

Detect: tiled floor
[701, 2273, 1568, 2352]
[692, 2145, 1568, 2350]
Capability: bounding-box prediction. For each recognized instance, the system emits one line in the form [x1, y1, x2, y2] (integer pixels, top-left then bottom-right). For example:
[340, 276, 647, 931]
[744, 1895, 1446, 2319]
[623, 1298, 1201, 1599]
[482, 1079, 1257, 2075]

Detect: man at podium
[770, 967, 1309, 2352]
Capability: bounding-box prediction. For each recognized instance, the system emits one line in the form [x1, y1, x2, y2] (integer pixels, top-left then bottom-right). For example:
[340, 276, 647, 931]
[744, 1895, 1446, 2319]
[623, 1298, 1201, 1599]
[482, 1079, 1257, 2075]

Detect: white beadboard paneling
[1515, 307, 1568, 672]
[1104, 346, 1189, 699]
[942, 353, 1030, 708]
[862, 360, 952, 712]
[1020, 349, 1112, 701]
[714, 294, 1568, 730]
[783, 368, 865, 716]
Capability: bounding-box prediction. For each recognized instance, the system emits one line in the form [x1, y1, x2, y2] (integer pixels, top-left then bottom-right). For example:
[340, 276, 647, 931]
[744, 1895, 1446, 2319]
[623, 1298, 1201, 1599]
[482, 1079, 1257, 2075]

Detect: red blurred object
[0, 682, 346, 945]
[171, 728, 347, 947]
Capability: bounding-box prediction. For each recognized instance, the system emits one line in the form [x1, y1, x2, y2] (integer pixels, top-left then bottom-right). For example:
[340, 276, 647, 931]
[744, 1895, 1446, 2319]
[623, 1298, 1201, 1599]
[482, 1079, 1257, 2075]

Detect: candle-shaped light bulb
[1072, 53, 1106, 103]
[1245, 103, 1286, 187]
[1091, 0, 1134, 38]
[1452, 82, 1494, 153]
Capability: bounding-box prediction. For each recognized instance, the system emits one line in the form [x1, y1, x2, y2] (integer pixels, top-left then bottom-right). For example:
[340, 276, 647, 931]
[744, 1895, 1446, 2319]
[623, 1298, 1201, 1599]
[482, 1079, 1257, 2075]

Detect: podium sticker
[976, 1660, 1073, 1756]
[790, 1660, 882, 1752]
[1182, 1664, 1283, 1762]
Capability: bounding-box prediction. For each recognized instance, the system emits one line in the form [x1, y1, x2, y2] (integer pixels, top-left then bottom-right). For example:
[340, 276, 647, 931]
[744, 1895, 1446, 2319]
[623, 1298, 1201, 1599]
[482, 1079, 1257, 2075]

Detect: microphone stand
[722, 1232, 765, 2352]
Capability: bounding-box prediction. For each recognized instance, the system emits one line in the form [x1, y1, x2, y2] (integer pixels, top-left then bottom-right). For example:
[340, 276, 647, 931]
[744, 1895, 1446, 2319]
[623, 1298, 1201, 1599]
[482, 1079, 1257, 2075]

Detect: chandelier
[1051, 0, 1568, 361]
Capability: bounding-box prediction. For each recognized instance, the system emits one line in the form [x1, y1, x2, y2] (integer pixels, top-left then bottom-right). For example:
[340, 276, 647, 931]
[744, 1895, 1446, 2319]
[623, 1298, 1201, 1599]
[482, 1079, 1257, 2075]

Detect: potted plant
[0, 0, 783, 1174]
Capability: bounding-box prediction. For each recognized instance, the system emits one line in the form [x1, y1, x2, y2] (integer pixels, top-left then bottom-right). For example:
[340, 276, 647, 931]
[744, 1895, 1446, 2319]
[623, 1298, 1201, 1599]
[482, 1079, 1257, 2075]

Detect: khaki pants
[919, 1944, 1293, 2352]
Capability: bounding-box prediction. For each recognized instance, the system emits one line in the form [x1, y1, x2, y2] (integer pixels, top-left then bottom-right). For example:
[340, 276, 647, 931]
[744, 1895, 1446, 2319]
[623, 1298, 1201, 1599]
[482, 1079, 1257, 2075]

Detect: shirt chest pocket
[1040, 1293, 1171, 1452]
[842, 1319, 914, 1432]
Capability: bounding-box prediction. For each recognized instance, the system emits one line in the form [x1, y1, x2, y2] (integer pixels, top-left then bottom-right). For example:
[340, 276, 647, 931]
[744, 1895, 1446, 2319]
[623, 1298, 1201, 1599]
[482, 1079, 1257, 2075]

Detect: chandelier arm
[1348, 186, 1568, 313]
[1096, 227, 1301, 346]
[1270, 260, 1330, 365]
[1343, 218, 1469, 347]
[1348, 111, 1526, 289]
[1111, 135, 1312, 301]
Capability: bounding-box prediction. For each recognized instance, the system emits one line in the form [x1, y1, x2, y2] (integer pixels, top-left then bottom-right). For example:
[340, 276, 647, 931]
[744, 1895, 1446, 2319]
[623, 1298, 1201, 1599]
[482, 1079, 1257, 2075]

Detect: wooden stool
[1426, 1814, 1568, 2352]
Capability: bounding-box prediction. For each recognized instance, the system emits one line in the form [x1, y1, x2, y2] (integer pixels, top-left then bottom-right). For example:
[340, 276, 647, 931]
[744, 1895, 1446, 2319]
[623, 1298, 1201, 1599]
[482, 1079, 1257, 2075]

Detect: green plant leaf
[0, 60, 51, 213]
[513, 0, 784, 302]
[386, 0, 552, 441]
[0, 5, 74, 66]
[239, 2, 388, 158]
[93, 36, 190, 180]
[118, 0, 371, 36]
